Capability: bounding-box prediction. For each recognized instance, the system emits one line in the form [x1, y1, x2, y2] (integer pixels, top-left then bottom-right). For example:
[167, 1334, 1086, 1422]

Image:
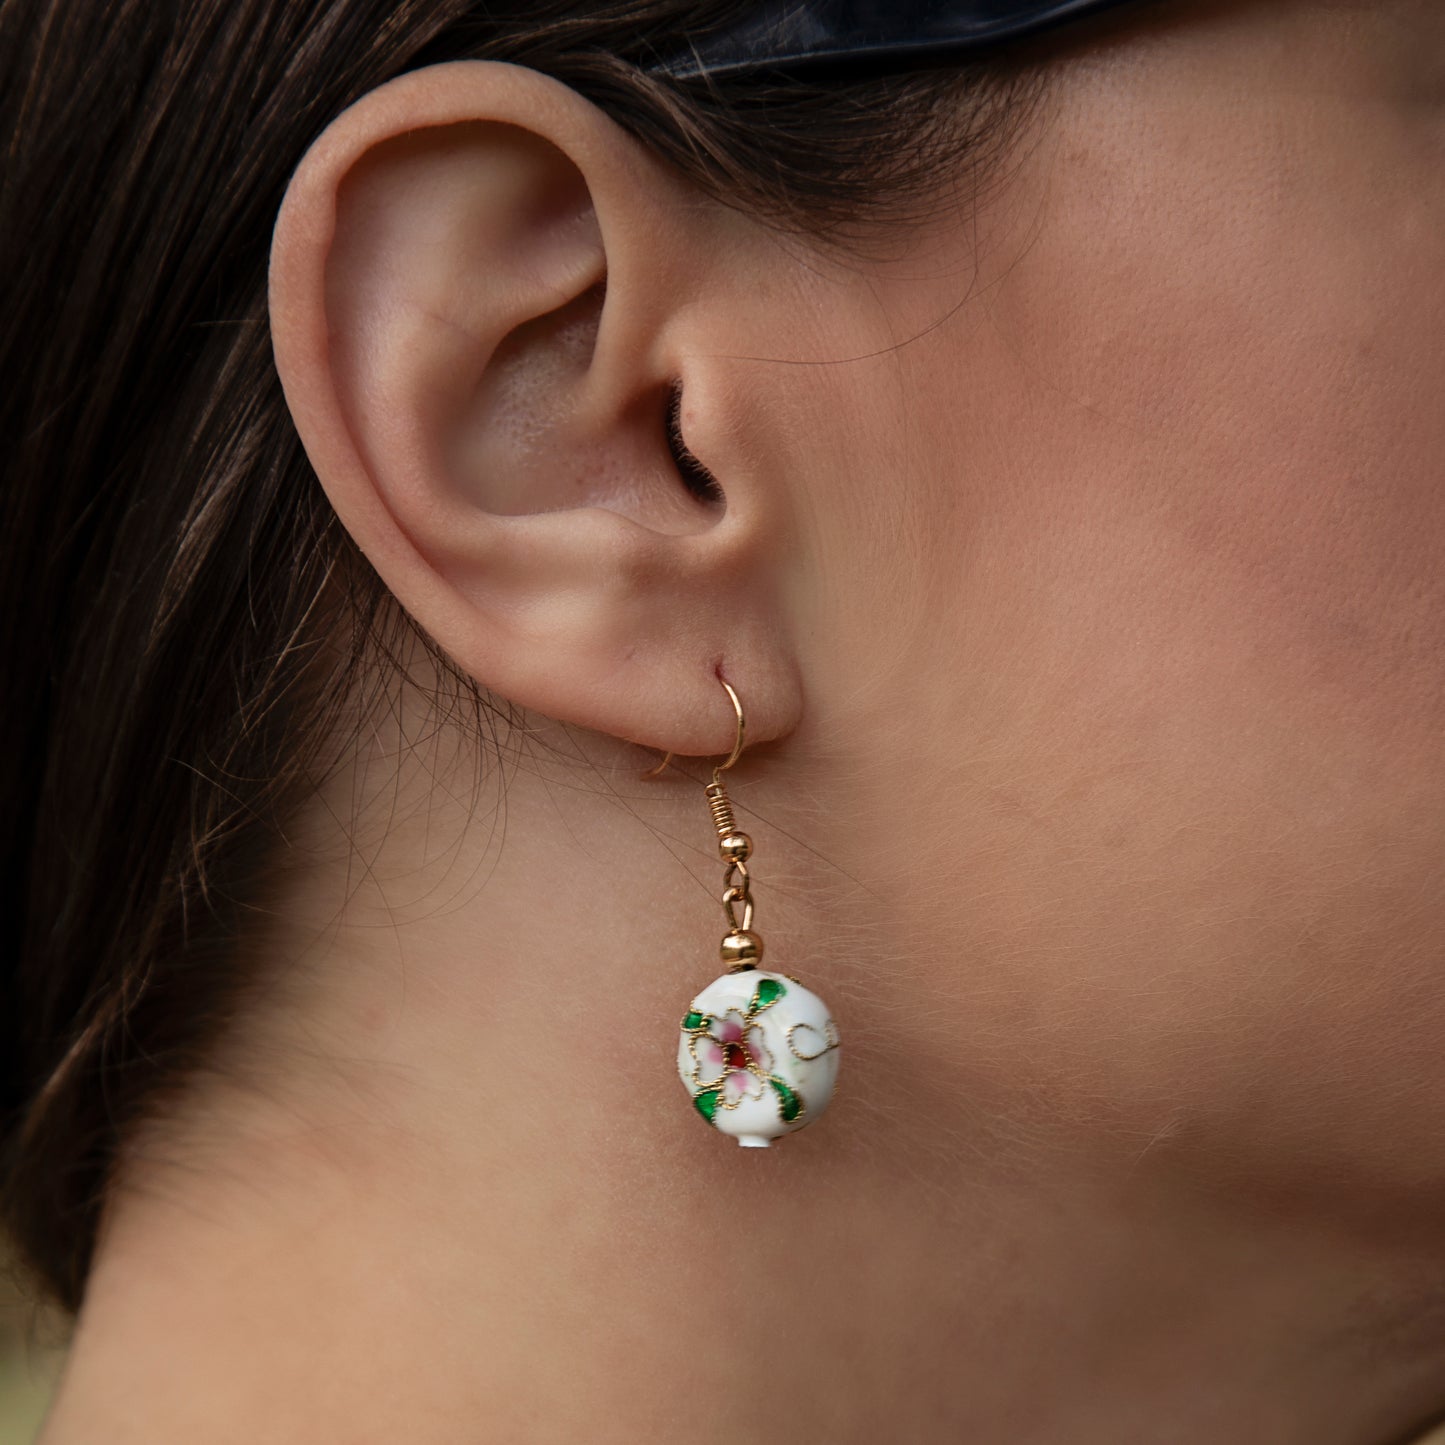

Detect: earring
[644, 674, 840, 1148]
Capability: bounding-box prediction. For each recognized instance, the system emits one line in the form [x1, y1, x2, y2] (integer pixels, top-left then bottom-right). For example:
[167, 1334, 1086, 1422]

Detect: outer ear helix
[269, 60, 803, 768]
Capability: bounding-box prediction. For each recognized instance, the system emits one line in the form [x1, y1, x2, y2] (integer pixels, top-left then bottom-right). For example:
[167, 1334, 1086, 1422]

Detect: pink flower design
[688, 1008, 774, 1108]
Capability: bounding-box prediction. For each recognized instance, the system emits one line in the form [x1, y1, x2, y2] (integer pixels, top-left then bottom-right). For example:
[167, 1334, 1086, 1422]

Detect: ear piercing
[644, 675, 840, 1147]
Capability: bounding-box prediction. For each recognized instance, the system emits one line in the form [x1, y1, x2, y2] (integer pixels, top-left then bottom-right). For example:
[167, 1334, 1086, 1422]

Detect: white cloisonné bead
[677, 970, 840, 1147]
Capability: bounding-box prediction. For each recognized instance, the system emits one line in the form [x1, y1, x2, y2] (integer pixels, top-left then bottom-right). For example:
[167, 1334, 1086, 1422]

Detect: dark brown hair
[0, 0, 1042, 1313]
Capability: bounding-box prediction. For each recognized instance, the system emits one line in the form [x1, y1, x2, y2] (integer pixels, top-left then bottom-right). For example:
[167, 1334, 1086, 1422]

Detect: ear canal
[665, 382, 726, 509]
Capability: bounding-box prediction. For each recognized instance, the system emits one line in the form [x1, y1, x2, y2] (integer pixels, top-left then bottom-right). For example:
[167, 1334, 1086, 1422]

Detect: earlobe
[267, 61, 802, 758]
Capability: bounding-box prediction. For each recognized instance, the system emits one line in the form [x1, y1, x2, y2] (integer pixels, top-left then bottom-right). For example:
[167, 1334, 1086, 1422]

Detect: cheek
[825, 95, 1445, 1217]
[1118, 235, 1445, 757]
[987, 84, 1445, 806]
[1009, 102, 1445, 735]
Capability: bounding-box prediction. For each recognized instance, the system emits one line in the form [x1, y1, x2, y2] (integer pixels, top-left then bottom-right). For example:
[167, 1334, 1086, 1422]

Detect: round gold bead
[718, 831, 753, 863]
[720, 929, 764, 968]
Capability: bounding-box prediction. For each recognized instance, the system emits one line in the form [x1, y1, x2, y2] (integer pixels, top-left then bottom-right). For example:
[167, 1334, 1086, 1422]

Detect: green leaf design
[681, 1010, 709, 1031]
[768, 1075, 804, 1124]
[692, 1089, 722, 1124]
[748, 977, 786, 1015]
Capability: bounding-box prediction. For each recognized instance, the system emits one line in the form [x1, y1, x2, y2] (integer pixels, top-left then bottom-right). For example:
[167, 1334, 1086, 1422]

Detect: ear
[267, 61, 801, 758]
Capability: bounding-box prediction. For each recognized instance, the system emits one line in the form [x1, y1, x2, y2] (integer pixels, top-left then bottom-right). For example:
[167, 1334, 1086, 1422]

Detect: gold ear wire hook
[714, 677, 746, 775]
[639, 673, 745, 779]
[641, 675, 758, 968]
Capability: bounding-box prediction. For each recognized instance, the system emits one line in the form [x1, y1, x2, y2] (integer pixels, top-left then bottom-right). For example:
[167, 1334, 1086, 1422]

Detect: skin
[38, 1, 1445, 1441]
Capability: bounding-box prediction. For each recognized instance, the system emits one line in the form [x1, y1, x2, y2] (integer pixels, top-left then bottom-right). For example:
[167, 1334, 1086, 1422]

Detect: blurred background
[0, 1258, 65, 1445]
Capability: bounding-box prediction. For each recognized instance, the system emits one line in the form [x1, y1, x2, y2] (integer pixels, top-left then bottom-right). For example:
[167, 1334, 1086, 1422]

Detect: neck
[42, 1144, 1445, 1444]
[38, 710, 1445, 1445]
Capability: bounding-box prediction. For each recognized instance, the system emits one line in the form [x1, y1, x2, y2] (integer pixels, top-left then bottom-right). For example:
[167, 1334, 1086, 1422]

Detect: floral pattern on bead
[681, 976, 804, 1128]
[688, 1009, 773, 1107]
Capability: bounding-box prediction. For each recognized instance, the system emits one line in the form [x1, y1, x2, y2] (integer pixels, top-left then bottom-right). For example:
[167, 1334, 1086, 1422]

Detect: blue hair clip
[650, 0, 1148, 80]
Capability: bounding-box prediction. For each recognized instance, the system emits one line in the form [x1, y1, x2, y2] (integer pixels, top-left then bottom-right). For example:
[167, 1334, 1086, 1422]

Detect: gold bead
[718, 831, 753, 863]
[720, 930, 764, 968]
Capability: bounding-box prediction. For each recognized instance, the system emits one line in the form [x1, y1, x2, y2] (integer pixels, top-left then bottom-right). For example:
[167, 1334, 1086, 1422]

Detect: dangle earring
[645, 675, 840, 1148]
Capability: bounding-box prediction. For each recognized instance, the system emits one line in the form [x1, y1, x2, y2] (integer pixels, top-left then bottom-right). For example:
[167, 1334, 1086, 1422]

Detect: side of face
[267, 1, 1445, 1234]
[757, 0, 1445, 1219]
